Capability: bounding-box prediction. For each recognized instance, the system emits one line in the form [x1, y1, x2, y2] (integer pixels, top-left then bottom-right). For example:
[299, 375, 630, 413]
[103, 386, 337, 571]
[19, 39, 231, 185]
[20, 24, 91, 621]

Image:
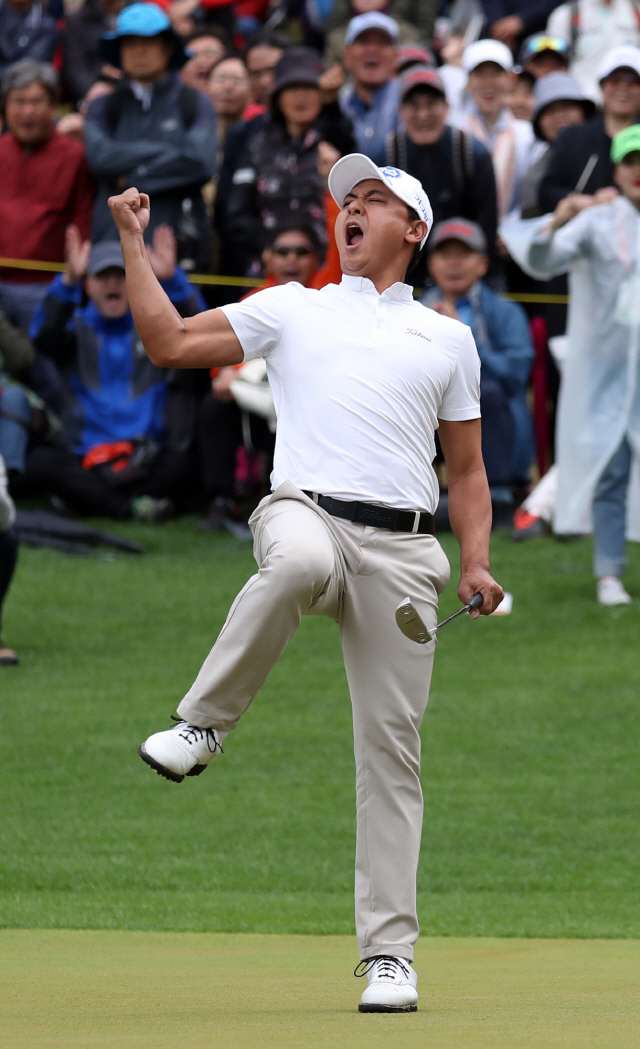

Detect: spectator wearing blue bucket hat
[84, 3, 217, 272]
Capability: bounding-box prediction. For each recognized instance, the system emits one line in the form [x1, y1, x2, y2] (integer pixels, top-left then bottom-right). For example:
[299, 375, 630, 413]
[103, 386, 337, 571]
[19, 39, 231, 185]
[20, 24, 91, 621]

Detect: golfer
[108, 154, 503, 1013]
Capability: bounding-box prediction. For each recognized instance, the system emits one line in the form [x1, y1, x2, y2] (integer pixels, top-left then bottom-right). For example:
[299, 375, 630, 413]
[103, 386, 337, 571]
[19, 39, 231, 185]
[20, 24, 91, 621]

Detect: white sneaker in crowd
[139, 717, 223, 782]
[597, 577, 632, 606]
[356, 955, 418, 1013]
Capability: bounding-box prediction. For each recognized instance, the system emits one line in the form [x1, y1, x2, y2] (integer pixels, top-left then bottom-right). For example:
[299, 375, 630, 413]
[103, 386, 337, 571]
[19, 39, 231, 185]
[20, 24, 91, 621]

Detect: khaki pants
[178, 482, 450, 961]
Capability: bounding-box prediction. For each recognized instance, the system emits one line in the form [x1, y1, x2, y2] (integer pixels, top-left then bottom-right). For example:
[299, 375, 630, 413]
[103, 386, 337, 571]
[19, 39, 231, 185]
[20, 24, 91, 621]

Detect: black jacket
[84, 75, 217, 269]
[386, 126, 498, 286]
[539, 117, 613, 214]
[221, 103, 355, 275]
[480, 0, 560, 35]
[62, 0, 115, 104]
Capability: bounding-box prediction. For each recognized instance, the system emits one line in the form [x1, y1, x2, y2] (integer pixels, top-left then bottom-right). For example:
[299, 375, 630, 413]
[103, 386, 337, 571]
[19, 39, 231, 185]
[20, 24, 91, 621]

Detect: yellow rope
[0, 258, 568, 302]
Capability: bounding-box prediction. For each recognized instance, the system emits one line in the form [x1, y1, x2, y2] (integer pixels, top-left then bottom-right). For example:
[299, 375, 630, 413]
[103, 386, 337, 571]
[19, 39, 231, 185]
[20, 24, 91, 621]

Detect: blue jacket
[339, 79, 401, 166]
[422, 281, 535, 478]
[31, 270, 204, 455]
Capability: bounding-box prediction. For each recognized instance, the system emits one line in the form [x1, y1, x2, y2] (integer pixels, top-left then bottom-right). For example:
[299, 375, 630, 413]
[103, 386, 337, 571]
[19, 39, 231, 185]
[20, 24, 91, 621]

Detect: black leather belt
[303, 492, 434, 535]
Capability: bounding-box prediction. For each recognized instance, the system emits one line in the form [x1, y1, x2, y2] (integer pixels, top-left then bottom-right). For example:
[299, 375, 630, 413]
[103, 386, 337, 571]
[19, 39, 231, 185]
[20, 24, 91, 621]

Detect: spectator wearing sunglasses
[548, 0, 640, 102]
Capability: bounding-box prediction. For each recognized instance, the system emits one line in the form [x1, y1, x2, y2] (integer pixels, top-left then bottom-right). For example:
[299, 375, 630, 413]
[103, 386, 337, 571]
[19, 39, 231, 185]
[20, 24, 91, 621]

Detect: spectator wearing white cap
[385, 65, 498, 283]
[539, 45, 640, 212]
[324, 0, 435, 69]
[547, 0, 640, 103]
[451, 40, 534, 218]
[339, 12, 401, 164]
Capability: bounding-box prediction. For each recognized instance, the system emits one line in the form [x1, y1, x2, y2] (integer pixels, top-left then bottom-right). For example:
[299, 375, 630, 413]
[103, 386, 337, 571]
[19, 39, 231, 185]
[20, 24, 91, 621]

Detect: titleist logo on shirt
[405, 328, 431, 342]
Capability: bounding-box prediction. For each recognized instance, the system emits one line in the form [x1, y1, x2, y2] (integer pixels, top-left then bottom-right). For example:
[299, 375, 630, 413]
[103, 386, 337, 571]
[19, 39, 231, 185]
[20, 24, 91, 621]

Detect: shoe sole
[358, 1004, 418, 1013]
[138, 745, 208, 784]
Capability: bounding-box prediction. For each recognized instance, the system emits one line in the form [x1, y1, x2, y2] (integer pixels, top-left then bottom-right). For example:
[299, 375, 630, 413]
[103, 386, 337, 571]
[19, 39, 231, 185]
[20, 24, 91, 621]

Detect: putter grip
[468, 593, 484, 611]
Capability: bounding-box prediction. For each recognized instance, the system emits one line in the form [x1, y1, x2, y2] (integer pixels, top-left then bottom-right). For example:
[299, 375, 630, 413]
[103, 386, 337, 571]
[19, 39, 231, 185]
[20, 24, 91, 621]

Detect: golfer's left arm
[438, 418, 504, 617]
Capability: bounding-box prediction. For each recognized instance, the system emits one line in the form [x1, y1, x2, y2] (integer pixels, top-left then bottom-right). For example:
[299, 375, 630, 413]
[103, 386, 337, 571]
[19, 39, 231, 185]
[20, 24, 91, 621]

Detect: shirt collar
[340, 274, 414, 303]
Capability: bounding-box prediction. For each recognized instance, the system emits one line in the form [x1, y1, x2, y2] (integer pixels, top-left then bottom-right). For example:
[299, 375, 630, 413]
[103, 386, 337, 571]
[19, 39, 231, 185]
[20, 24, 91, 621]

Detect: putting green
[2, 931, 639, 1048]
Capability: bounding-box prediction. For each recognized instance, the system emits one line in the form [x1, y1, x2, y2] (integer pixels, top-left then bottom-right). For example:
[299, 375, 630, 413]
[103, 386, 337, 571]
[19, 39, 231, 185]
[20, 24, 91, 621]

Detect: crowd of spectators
[1, 0, 640, 661]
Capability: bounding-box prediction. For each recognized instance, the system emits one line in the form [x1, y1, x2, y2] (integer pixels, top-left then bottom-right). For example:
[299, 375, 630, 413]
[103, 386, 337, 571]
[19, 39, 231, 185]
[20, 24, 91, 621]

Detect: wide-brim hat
[100, 3, 188, 71]
[532, 71, 595, 139]
[328, 153, 432, 247]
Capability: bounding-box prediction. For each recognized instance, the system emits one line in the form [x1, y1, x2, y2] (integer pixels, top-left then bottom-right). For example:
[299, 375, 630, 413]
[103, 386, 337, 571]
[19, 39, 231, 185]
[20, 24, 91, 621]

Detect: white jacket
[500, 198, 640, 540]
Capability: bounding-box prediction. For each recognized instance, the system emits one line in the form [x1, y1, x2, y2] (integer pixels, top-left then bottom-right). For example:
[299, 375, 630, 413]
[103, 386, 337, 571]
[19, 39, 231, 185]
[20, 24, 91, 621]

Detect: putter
[395, 593, 484, 644]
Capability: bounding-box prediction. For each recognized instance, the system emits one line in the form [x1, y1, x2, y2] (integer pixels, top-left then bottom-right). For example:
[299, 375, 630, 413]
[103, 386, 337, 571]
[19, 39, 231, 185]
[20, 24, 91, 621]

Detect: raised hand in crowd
[62, 225, 92, 286]
[490, 15, 524, 52]
[317, 140, 341, 186]
[551, 186, 620, 230]
[146, 225, 177, 281]
[431, 298, 459, 321]
[319, 63, 346, 104]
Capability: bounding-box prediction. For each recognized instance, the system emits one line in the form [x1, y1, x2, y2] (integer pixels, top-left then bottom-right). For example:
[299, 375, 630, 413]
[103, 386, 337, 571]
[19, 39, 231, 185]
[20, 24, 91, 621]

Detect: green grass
[1, 521, 639, 936]
[4, 931, 640, 1049]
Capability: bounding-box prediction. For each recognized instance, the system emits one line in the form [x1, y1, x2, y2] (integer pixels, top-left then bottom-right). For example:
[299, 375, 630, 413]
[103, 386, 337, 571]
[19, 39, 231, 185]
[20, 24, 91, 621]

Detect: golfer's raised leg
[140, 492, 341, 780]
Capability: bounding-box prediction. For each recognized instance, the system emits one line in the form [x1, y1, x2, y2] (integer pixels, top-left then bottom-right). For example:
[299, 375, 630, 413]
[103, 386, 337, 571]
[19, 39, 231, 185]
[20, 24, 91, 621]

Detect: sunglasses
[271, 245, 313, 257]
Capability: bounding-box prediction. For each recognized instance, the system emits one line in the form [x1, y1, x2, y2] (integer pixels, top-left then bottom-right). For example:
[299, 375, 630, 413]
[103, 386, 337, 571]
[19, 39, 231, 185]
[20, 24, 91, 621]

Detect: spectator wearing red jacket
[0, 60, 95, 333]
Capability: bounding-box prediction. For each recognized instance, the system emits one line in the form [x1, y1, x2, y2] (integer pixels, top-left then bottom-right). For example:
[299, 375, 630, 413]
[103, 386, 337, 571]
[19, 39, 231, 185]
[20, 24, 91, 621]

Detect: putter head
[396, 597, 433, 644]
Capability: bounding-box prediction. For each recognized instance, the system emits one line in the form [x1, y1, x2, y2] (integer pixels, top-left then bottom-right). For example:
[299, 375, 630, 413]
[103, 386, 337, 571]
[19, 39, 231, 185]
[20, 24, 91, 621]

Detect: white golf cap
[597, 45, 640, 83]
[328, 153, 433, 247]
[463, 38, 513, 73]
[345, 11, 399, 46]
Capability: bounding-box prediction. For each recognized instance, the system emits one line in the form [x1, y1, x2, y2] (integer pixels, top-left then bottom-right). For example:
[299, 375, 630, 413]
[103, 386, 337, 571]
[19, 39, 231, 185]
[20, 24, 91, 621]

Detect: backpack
[385, 127, 476, 198]
[103, 82, 200, 135]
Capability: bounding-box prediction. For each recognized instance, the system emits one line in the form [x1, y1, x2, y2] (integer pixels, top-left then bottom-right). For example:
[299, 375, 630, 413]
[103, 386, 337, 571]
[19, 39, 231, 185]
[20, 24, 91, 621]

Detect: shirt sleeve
[219, 283, 299, 362]
[438, 327, 481, 421]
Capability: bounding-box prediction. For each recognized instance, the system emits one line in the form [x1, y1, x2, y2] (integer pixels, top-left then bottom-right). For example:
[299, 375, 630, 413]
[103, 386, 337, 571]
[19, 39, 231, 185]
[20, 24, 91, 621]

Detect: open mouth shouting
[346, 221, 365, 249]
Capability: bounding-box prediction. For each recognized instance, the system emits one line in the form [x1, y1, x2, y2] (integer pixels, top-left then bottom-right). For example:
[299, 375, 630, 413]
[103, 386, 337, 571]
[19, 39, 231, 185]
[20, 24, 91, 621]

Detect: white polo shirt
[221, 275, 480, 513]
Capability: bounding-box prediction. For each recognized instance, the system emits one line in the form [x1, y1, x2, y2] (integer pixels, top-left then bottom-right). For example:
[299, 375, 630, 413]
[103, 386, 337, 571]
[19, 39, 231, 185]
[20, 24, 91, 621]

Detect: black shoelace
[354, 955, 411, 979]
[170, 715, 223, 754]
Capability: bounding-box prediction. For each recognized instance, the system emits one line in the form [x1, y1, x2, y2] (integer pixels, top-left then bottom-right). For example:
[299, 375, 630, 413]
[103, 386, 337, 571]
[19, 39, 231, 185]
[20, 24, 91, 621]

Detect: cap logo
[381, 167, 402, 179]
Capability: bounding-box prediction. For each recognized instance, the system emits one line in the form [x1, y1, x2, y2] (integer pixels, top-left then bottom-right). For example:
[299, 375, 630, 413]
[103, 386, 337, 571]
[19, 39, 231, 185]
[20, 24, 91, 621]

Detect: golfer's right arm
[109, 188, 243, 369]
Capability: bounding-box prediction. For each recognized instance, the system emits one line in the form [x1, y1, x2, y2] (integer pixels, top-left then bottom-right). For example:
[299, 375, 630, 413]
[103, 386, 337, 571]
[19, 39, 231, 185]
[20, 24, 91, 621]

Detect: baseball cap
[400, 65, 446, 101]
[463, 39, 513, 74]
[518, 34, 569, 66]
[328, 153, 433, 247]
[87, 242, 125, 276]
[101, 3, 187, 70]
[396, 45, 436, 74]
[611, 124, 640, 163]
[428, 218, 487, 254]
[345, 12, 399, 47]
[597, 45, 640, 83]
[532, 72, 594, 139]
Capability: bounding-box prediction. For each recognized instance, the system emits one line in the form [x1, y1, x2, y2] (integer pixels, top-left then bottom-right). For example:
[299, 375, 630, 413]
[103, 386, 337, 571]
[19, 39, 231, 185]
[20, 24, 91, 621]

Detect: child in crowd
[422, 218, 535, 525]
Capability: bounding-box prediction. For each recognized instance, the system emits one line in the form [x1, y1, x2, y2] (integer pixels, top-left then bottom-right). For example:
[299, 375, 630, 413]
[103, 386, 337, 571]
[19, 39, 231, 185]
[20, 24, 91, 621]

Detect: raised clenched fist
[108, 187, 151, 236]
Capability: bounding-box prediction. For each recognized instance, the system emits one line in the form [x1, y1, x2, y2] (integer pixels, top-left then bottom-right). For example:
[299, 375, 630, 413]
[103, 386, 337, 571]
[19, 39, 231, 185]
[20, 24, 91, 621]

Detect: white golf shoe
[356, 955, 418, 1013]
[597, 577, 632, 606]
[138, 717, 223, 783]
